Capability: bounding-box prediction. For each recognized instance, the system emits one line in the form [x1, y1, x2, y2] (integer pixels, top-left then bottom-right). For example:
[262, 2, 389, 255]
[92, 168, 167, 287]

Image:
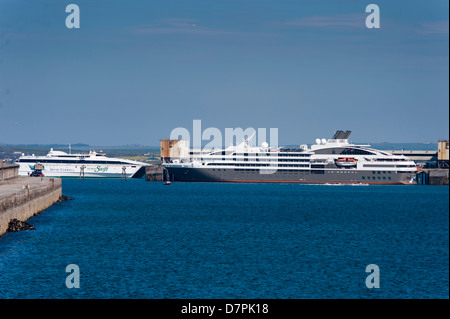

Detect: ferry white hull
[18, 163, 145, 178]
[16, 149, 148, 178]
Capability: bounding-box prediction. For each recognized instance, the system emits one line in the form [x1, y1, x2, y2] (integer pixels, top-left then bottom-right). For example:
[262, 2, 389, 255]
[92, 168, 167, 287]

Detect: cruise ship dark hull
[164, 167, 415, 184]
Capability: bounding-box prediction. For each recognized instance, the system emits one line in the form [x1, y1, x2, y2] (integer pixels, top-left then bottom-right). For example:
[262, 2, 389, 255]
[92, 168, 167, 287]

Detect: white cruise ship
[16, 149, 150, 178]
[162, 131, 418, 184]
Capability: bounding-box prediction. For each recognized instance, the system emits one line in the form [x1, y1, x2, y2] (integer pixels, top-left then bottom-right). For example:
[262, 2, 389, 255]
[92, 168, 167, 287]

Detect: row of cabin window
[208, 163, 309, 167]
[18, 159, 130, 165]
[363, 176, 392, 180]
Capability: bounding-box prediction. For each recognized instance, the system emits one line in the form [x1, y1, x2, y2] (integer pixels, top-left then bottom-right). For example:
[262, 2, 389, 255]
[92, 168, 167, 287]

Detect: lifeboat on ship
[335, 157, 357, 167]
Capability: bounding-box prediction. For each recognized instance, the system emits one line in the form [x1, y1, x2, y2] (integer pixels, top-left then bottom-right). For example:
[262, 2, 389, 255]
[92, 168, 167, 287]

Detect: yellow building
[438, 140, 449, 168]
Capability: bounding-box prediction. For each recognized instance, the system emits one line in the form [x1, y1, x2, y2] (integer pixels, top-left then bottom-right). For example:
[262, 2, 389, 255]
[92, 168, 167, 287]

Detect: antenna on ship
[69, 143, 71, 154]
[243, 132, 256, 146]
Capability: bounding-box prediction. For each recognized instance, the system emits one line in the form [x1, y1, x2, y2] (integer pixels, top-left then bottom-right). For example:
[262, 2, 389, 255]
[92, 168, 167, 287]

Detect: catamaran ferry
[16, 148, 150, 178]
[162, 131, 418, 184]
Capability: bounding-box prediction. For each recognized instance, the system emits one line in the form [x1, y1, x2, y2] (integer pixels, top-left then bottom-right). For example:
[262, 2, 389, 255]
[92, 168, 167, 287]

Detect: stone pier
[0, 164, 62, 236]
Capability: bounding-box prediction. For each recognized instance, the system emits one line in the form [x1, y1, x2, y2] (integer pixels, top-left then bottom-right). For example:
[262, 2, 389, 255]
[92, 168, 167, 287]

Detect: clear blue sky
[0, 0, 448, 146]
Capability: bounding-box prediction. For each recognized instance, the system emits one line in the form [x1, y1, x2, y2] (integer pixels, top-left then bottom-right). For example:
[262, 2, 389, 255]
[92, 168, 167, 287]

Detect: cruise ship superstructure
[162, 131, 418, 184]
[17, 149, 149, 178]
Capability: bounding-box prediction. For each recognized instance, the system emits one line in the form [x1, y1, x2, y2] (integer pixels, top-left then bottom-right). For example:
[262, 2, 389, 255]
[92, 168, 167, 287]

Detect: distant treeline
[0, 144, 160, 160]
[0, 143, 90, 148]
[362, 142, 438, 151]
[278, 142, 438, 151]
[2, 142, 440, 151]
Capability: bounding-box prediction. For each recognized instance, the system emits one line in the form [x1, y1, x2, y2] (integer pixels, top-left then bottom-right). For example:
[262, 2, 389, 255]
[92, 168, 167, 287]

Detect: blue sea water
[0, 179, 448, 299]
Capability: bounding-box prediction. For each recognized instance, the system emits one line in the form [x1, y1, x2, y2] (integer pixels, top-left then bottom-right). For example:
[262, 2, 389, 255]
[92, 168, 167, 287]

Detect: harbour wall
[145, 165, 167, 181]
[0, 164, 19, 181]
[416, 169, 449, 185]
[0, 171, 62, 236]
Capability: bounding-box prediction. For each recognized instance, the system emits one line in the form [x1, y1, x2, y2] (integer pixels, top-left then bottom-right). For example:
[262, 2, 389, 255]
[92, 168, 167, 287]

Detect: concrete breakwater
[0, 163, 19, 181]
[0, 173, 62, 236]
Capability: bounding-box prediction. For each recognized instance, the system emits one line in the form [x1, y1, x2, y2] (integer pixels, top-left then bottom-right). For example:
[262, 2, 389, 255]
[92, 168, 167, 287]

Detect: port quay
[0, 163, 62, 236]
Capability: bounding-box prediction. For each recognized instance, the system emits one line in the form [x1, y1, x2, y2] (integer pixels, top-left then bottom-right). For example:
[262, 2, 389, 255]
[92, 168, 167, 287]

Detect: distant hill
[360, 142, 438, 151]
[1, 142, 440, 151]
[282, 142, 439, 151]
[0, 144, 160, 161]
[0, 143, 90, 148]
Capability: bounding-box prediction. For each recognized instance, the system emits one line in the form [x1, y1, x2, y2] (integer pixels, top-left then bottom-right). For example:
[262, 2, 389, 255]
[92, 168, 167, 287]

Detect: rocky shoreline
[5, 195, 73, 233]
[7, 219, 35, 232]
[57, 194, 74, 202]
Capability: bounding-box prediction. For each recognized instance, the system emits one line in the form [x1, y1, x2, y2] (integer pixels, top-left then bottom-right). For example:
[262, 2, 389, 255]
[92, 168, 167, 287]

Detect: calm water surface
[0, 179, 448, 298]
